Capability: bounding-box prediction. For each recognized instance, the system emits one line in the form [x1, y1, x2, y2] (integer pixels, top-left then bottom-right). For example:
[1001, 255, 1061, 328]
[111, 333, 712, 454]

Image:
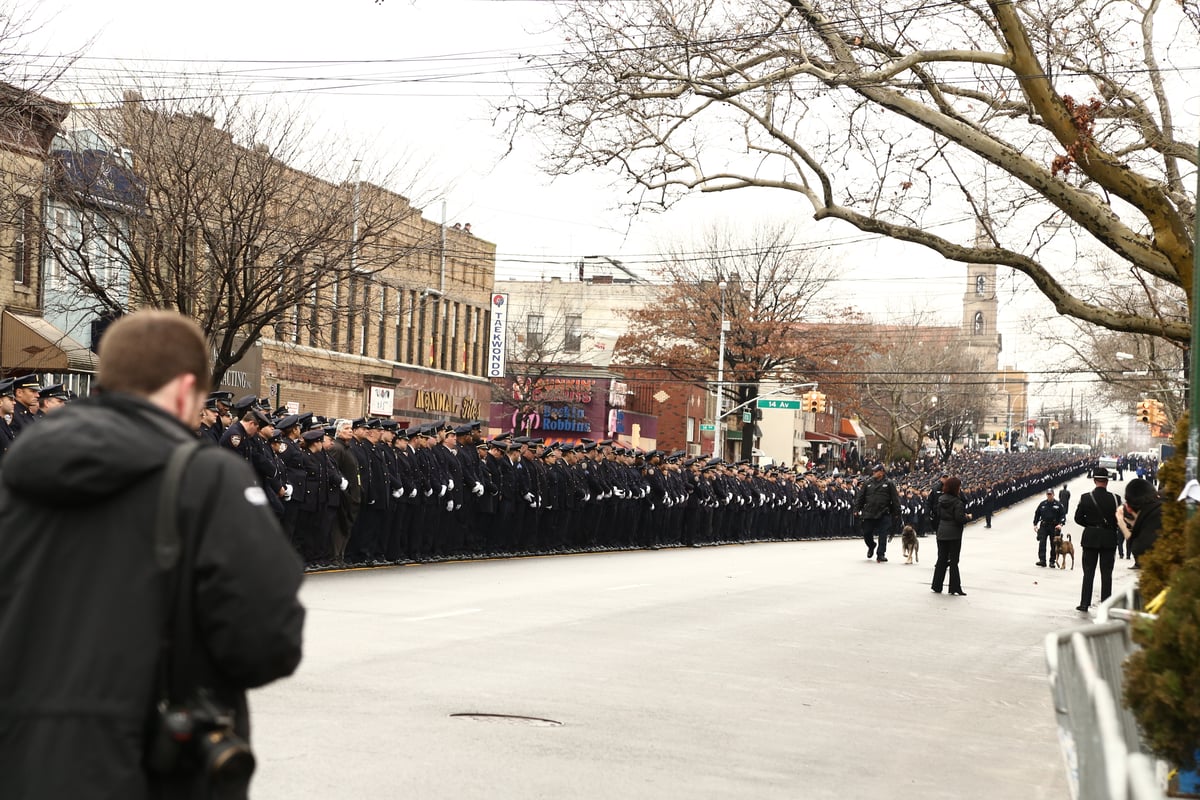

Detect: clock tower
[962, 238, 1002, 370]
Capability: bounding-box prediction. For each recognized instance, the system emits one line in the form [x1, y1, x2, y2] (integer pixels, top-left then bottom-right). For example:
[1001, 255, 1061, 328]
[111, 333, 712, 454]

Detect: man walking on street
[854, 463, 902, 563]
[0, 310, 305, 799]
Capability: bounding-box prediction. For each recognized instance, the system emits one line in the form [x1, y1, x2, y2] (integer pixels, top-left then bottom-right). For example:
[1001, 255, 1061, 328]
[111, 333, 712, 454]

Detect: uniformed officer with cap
[9, 375, 40, 436]
[0, 378, 16, 461]
[37, 384, 72, 416]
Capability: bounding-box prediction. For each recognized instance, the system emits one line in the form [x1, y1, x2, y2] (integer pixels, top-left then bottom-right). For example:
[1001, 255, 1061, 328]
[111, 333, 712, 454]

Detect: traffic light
[1137, 400, 1151, 423]
[1150, 399, 1167, 426]
[814, 392, 827, 413]
[803, 391, 819, 413]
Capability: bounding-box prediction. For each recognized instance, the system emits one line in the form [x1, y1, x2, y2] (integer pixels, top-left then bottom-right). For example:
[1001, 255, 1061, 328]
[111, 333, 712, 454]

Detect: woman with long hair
[931, 475, 971, 596]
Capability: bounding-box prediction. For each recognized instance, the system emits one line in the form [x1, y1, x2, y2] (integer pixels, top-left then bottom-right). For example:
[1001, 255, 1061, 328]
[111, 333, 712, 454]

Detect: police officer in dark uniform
[8, 375, 40, 437]
[1033, 488, 1066, 567]
[0, 378, 16, 462]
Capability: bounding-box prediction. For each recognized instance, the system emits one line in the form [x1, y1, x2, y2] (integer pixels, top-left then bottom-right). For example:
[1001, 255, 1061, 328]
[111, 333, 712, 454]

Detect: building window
[975, 275, 986, 296]
[527, 313, 544, 349]
[13, 196, 34, 284]
[565, 314, 582, 353]
[973, 311, 984, 335]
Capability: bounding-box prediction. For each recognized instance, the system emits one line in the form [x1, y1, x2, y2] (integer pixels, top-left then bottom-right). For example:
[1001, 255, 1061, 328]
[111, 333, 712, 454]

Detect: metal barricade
[1045, 620, 1164, 799]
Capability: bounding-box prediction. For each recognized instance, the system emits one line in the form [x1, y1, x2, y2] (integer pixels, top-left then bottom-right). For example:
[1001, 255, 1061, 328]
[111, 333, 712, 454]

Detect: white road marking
[605, 583, 652, 591]
[404, 608, 482, 622]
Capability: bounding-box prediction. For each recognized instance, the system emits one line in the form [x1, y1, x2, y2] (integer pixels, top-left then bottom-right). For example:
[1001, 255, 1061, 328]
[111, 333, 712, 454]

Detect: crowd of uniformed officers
[192, 392, 885, 568]
[4, 380, 1092, 571]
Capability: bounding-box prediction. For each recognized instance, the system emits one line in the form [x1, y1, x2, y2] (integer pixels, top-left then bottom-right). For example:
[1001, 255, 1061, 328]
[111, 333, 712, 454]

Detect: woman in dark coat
[1117, 477, 1161, 569]
[931, 475, 971, 595]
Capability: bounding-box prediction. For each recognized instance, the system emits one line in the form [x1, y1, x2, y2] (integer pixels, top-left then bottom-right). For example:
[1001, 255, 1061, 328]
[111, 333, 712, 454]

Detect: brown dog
[902, 525, 919, 564]
[1055, 533, 1075, 570]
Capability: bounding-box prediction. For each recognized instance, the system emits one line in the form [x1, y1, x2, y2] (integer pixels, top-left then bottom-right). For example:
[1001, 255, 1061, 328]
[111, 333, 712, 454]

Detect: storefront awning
[840, 418, 866, 439]
[805, 431, 849, 444]
[2, 311, 99, 374]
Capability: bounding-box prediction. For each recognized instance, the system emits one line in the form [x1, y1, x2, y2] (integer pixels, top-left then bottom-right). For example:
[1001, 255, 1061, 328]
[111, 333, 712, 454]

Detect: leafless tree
[853, 315, 991, 462]
[41, 85, 433, 387]
[616, 222, 858, 459]
[505, 0, 1198, 343]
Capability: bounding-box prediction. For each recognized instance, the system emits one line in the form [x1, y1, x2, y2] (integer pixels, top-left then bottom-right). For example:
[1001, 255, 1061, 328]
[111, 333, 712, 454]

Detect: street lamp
[714, 280, 729, 459]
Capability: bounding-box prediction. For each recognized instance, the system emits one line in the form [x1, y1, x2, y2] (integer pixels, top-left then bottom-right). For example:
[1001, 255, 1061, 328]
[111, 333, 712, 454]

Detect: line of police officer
[193, 391, 878, 569]
[0, 375, 76, 462]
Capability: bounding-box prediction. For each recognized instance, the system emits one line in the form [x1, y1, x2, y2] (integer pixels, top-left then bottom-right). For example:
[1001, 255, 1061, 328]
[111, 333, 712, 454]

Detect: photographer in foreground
[0, 311, 305, 799]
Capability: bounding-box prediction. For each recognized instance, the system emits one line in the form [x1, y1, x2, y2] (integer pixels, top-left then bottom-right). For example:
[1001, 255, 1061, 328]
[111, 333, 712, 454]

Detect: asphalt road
[249, 474, 1134, 799]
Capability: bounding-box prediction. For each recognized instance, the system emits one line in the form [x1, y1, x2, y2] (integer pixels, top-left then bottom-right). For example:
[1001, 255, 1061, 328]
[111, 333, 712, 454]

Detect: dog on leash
[1054, 532, 1076, 570]
[901, 524, 919, 564]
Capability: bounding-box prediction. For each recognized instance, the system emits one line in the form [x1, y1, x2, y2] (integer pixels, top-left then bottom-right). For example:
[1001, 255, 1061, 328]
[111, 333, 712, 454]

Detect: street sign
[700, 424, 715, 432]
[742, 411, 753, 423]
[756, 398, 801, 410]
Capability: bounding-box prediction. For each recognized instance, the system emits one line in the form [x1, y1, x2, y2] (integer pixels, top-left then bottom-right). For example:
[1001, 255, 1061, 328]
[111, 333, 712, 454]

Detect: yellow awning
[2, 311, 99, 374]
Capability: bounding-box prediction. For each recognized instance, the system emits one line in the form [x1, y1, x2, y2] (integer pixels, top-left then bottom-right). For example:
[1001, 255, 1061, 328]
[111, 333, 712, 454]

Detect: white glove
[472, 481, 484, 496]
[448, 479, 455, 490]
[524, 492, 536, 505]
[341, 477, 349, 491]
[439, 484, 447, 497]
[446, 500, 454, 512]
[584, 493, 591, 501]
[424, 488, 433, 497]
[392, 489, 402, 499]
[409, 488, 417, 498]
[283, 484, 294, 501]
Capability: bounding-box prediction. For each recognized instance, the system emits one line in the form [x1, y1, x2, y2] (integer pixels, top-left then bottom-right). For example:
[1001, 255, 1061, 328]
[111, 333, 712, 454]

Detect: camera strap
[154, 440, 204, 706]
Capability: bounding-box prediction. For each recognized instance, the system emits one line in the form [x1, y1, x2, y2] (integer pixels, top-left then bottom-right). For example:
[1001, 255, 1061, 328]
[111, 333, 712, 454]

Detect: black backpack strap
[153, 440, 204, 704]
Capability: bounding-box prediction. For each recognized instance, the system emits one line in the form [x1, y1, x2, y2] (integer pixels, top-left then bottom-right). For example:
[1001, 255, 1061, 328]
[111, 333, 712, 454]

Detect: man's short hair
[97, 311, 211, 396]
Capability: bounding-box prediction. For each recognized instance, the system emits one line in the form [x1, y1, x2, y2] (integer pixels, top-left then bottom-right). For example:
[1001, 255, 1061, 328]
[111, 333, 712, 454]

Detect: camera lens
[202, 731, 256, 784]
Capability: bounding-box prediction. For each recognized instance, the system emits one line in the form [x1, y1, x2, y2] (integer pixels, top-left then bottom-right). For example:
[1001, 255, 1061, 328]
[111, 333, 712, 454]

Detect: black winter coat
[0, 393, 305, 800]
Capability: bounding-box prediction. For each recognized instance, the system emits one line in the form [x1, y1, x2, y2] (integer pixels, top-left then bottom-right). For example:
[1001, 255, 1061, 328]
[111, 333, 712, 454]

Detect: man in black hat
[0, 378, 16, 461]
[853, 463, 902, 563]
[9, 375, 40, 436]
[1032, 488, 1066, 568]
[37, 384, 71, 415]
[1074, 466, 1122, 612]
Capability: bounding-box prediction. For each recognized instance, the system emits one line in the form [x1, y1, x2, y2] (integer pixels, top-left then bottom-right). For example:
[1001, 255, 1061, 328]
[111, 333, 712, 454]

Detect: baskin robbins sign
[487, 293, 508, 378]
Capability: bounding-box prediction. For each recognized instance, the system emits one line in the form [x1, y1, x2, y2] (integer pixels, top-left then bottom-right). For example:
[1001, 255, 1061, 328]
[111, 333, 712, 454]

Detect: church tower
[961, 224, 1002, 371]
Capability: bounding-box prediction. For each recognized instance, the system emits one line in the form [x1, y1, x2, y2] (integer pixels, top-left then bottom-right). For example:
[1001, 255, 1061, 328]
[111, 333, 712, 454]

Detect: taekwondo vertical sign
[487, 293, 509, 378]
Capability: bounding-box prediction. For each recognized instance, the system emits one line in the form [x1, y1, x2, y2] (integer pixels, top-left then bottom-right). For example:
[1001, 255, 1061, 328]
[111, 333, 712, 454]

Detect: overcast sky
[22, 0, 1086, 409]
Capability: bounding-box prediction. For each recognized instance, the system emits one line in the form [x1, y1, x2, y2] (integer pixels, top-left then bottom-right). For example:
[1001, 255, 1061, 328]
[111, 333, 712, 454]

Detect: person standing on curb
[1073, 466, 1121, 612]
[0, 310, 305, 799]
[854, 462, 902, 563]
[931, 476, 971, 595]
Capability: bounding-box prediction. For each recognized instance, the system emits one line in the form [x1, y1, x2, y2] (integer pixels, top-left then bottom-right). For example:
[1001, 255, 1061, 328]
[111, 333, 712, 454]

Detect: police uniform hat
[1092, 466, 1111, 481]
[871, 463, 886, 473]
[277, 414, 302, 431]
[12, 374, 39, 392]
[559, 442, 575, 453]
[351, 418, 366, 430]
[365, 418, 383, 430]
[437, 419, 453, 432]
[0, 378, 13, 397]
[506, 441, 523, 452]
[232, 395, 257, 415]
[579, 438, 595, 445]
[249, 408, 271, 427]
[323, 424, 336, 437]
[421, 423, 439, 436]
[453, 424, 473, 436]
[380, 419, 399, 431]
[1046, 488, 1055, 496]
[683, 457, 698, 468]
[403, 425, 421, 438]
[580, 442, 596, 452]
[209, 390, 234, 405]
[493, 432, 512, 442]
[485, 439, 503, 449]
[38, 383, 70, 400]
[266, 429, 283, 442]
[513, 436, 532, 445]
[301, 428, 325, 443]
[394, 426, 410, 440]
[597, 439, 613, 448]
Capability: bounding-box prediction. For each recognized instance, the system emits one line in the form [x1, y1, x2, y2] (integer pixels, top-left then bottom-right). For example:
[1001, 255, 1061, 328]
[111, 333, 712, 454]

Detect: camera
[147, 689, 255, 788]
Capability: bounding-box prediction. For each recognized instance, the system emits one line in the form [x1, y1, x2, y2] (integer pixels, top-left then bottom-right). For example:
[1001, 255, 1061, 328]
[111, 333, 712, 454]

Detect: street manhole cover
[450, 713, 562, 727]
